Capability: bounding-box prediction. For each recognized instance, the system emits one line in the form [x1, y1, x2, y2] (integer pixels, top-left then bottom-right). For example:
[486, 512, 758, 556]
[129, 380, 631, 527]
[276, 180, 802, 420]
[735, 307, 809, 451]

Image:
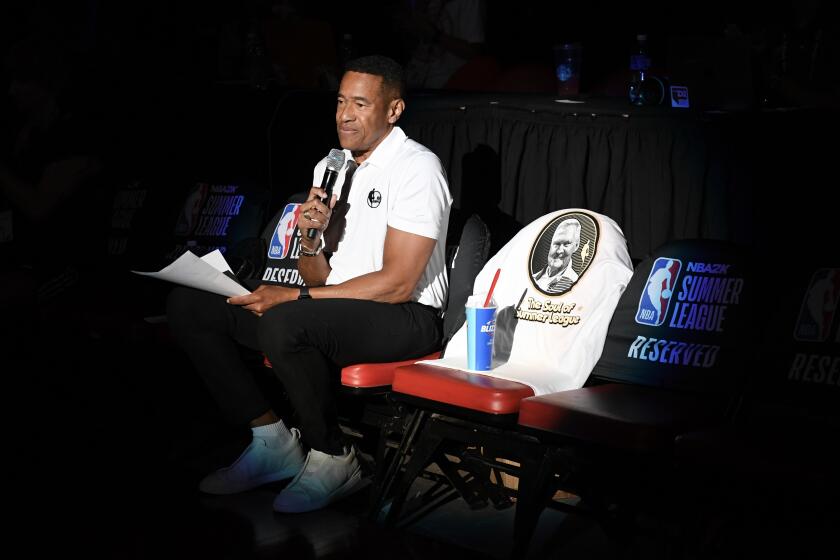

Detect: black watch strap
[298, 286, 312, 300]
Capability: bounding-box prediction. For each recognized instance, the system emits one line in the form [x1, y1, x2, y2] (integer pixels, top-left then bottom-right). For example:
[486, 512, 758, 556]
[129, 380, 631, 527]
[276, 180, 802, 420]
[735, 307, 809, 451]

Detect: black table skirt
[266, 91, 831, 261]
[400, 94, 763, 259]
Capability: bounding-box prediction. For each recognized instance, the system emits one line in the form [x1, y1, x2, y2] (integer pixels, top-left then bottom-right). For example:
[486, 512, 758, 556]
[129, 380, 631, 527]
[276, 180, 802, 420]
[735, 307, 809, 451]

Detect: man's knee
[167, 287, 197, 319]
[258, 303, 306, 355]
[166, 287, 223, 337]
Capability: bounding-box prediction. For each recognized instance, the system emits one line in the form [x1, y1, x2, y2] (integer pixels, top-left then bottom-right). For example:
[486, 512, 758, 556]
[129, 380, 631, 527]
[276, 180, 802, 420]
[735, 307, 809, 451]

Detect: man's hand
[227, 285, 298, 316]
[298, 186, 337, 251]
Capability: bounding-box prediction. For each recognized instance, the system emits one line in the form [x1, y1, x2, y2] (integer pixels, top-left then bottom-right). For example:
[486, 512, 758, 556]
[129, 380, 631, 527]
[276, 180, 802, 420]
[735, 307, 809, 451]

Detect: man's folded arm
[229, 225, 437, 315]
[309, 226, 436, 303]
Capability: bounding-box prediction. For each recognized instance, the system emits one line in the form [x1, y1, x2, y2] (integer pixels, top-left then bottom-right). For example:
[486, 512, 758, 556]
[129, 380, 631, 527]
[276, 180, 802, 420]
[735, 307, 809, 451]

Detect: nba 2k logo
[793, 268, 839, 342]
[267, 203, 301, 259]
[635, 258, 682, 326]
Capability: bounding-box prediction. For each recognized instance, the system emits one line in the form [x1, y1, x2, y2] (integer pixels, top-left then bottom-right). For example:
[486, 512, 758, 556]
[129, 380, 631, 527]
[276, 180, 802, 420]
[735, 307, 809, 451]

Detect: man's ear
[388, 98, 405, 124]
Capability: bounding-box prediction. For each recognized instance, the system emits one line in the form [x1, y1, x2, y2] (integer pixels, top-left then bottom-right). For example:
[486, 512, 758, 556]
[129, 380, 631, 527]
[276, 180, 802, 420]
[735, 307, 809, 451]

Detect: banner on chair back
[104, 176, 184, 272]
[593, 239, 754, 392]
[107, 179, 148, 258]
[168, 182, 268, 261]
[793, 269, 839, 344]
[259, 202, 306, 287]
[770, 267, 840, 391]
[422, 209, 634, 396]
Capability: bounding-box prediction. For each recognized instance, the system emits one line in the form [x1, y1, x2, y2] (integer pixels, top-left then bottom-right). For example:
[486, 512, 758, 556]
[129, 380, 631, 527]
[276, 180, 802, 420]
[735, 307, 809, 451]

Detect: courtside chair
[673, 258, 838, 554]
[340, 213, 492, 507]
[373, 209, 634, 539]
[512, 238, 755, 557]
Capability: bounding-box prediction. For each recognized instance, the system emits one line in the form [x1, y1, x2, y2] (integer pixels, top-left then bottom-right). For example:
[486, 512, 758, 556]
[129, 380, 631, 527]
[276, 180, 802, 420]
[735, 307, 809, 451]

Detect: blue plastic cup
[466, 306, 497, 371]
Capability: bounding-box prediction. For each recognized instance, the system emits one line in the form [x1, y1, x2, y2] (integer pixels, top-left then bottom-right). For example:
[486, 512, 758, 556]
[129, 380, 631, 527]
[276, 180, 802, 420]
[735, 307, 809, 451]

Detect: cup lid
[467, 293, 497, 308]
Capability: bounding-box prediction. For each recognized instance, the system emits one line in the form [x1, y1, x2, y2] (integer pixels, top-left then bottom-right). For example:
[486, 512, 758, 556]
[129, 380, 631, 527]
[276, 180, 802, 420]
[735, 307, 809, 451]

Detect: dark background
[3, 0, 835, 200]
[1, 1, 836, 557]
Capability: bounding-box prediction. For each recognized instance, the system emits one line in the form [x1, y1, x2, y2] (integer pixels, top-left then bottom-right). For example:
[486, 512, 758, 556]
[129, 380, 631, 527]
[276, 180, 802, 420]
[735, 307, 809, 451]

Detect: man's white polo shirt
[310, 126, 452, 310]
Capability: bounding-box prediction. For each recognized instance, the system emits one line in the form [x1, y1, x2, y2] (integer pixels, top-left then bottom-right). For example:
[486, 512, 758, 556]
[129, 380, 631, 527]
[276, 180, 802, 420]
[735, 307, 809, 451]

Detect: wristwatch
[298, 286, 312, 300]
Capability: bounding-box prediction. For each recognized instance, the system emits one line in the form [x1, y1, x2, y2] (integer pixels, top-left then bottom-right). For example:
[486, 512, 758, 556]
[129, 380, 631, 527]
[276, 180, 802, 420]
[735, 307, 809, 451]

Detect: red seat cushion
[518, 384, 724, 452]
[392, 364, 535, 415]
[341, 352, 441, 389]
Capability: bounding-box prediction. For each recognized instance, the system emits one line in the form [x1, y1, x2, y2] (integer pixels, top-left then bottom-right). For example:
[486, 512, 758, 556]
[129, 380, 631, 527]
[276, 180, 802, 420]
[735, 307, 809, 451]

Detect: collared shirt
[533, 263, 580, 294]
[311, 126, 452, 309]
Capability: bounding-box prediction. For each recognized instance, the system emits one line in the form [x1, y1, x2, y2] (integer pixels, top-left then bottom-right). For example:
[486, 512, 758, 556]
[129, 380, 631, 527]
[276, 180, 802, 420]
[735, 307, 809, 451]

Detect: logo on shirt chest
[367, 188, 382, 208]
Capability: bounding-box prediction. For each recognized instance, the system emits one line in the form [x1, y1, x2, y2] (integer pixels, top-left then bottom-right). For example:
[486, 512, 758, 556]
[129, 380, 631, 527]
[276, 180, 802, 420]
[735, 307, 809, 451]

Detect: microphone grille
[326, 148, 346, 172]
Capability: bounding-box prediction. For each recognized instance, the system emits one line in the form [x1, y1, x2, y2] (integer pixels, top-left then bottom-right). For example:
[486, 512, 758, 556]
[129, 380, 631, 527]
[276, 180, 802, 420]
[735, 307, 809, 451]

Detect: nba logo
[793, 268, 839, 342]
[267, 203, 301, 260]
[635, 257, 682, 326]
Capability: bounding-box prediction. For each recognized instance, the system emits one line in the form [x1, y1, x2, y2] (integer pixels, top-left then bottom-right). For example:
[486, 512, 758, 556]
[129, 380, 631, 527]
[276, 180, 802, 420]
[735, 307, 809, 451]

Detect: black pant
[167, 287, 441, 454]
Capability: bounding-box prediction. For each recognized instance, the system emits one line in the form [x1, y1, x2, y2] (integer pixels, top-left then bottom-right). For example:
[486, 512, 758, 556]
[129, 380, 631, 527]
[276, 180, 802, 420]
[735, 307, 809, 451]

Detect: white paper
[200, 249, 234, 273]
[132, 249, 251, 298]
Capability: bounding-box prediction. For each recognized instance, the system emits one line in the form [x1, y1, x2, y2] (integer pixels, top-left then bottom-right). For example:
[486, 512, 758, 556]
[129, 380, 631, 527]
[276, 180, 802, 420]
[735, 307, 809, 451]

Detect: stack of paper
[132, 249, 250, 297]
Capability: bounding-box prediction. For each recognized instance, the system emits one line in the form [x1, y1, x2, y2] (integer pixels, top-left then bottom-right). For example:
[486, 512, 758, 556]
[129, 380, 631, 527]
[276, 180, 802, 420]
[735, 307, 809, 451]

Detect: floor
[7, 319, 835, 559]
[5, 320, 617, 559]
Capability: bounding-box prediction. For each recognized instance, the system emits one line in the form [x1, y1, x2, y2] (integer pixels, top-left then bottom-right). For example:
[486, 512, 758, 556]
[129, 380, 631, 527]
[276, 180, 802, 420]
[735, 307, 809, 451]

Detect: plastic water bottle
[628, 34, 652, 105]
[554, 43, 582, 96]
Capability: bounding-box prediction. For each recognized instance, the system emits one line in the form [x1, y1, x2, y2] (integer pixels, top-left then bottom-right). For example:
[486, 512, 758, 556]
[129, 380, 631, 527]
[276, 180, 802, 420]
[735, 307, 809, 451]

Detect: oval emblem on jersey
[529, 211, 599, 296]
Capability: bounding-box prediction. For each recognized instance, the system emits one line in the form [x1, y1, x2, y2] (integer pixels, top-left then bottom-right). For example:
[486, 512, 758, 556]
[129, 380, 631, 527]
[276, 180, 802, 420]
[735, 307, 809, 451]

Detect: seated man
[167, 55, 452, 513]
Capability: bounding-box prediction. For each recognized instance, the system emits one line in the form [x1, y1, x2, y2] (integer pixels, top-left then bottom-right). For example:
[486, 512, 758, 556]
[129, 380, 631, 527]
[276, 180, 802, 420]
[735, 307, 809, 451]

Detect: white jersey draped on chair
[422, 208, 633, 395]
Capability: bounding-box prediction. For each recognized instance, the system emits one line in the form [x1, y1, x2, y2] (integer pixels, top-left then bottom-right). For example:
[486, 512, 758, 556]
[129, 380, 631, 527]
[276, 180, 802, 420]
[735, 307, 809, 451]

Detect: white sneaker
[199, 428, 305, 495]
[272, 446, 367, 513]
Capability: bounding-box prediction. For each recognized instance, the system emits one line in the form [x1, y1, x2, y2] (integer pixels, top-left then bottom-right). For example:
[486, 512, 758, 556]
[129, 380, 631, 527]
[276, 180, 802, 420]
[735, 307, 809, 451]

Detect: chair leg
[456, 448, 514, 510]
[511, 451, 556, 559]
[372, 415, 399, 490]
[384, 418, 445, 527]
[368, 409, 427, 519]
[435, 449, 489, 510]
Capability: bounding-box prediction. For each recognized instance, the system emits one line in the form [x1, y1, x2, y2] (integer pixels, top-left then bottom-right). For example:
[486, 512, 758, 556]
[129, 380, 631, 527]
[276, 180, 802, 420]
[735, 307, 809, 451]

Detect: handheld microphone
[307, 149, 346, 239]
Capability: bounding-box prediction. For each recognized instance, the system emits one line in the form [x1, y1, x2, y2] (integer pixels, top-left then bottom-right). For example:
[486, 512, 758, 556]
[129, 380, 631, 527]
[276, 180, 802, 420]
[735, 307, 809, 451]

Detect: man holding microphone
[167, 55, 452, 512]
